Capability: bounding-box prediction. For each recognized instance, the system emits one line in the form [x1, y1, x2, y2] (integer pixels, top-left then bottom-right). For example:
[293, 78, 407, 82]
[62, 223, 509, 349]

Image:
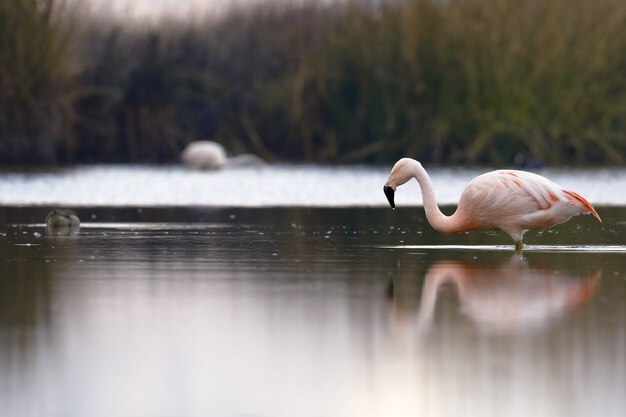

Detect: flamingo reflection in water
[387, 255, 601, 334]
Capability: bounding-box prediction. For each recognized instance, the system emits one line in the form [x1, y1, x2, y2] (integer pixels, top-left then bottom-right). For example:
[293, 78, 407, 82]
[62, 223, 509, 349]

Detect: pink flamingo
[383, 158, 601, 250]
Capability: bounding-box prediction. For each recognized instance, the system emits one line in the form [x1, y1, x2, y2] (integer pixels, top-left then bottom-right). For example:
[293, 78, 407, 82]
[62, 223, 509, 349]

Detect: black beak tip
[383, 186, 395, 209]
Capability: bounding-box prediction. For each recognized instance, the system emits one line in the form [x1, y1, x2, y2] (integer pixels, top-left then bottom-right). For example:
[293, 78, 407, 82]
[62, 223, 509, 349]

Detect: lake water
[1, 165, 625, 416]
[1, 201, 625, 417]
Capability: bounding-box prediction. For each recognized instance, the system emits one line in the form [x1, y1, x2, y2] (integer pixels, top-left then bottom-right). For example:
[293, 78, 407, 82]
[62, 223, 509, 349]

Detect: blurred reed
[0, 0, 77, 164]
[1, 0, 625, 165]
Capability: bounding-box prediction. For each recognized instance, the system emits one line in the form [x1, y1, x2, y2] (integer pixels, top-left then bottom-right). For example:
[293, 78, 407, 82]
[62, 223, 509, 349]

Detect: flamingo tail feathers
[562, 190, 602, 222]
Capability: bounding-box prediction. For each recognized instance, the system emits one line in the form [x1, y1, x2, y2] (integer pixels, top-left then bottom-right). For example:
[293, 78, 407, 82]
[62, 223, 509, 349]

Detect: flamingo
[181, 141, 265, 170]
[383, 158, 601, 250]
[181, 141, 228, 170]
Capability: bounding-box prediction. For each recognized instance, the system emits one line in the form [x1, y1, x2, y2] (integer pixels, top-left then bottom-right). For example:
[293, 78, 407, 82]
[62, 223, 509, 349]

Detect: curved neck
[409, 161, 465, 233]
[416, 265, 453, 332]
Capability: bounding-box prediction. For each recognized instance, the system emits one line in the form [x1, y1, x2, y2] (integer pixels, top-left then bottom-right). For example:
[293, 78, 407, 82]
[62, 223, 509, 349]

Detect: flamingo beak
[383, 185, 395, 209]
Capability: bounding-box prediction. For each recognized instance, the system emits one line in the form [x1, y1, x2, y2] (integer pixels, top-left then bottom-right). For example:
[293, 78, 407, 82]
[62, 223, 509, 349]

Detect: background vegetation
[1, 0, 625, 166]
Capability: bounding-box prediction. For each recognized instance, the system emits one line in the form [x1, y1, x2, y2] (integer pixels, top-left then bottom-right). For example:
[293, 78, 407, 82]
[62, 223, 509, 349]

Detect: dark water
[1, 206, 625, 417]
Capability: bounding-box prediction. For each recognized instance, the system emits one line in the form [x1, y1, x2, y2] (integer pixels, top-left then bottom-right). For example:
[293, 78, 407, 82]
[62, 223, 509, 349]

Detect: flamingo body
[383, 158, 601, 248]
[181, 140, 265, 170]
[181, 141, 228, 170]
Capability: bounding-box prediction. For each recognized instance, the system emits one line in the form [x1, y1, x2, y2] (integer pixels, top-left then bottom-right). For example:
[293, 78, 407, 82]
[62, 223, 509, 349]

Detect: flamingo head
[384, 158, 420, 208]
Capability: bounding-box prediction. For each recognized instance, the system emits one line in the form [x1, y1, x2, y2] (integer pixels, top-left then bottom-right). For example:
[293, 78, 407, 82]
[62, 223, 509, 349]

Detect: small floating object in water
[383, 158, 601, 251]
[181, 140, 264, 170]
[46, 209, 80, 229]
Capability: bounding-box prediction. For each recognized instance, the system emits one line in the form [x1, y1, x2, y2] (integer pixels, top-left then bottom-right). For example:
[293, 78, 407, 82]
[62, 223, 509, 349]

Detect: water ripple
[380, 244, 626, 253]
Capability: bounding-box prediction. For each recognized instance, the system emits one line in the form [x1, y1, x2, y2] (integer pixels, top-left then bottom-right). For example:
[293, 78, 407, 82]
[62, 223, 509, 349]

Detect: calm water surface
[1, 206, 625, 417]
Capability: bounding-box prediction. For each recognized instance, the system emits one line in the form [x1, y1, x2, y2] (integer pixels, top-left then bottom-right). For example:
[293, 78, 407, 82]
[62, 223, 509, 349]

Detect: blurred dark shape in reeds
[1, 0, 625, 166]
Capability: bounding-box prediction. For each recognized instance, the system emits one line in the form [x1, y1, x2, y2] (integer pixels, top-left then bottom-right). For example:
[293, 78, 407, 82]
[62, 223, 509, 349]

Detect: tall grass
[401, 0, 626, 165]
[286, 0, 626, 164]
[0, 0, 77, 164]
[1, 0, 625, 165]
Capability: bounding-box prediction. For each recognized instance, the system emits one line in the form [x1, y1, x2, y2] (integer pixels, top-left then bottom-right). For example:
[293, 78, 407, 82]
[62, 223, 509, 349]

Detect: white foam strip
[0, 164, 624, 207]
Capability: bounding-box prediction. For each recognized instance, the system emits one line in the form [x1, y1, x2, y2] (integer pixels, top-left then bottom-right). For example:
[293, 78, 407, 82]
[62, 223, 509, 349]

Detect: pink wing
[457, 169, 602, 225]
[461, 170, 562, 213]
[498, 170, 601, 221]
[494, 170, 562, 210]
